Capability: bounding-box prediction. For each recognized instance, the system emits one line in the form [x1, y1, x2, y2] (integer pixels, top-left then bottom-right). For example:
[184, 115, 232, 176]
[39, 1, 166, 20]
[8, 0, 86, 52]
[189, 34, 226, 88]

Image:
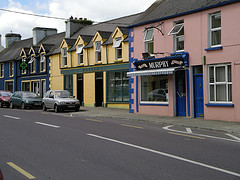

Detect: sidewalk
[76, 106, 240, 136]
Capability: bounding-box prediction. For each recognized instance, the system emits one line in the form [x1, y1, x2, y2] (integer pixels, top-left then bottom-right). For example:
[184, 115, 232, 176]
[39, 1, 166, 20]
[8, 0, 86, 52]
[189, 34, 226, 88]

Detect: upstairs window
[144, 28, 154, 54]
[28, 57, 35, 73]
[0, 63, 4, 78]
[76, 45, 83, 64]
[62, 48, 67, 66]
[40, 54, 46, 72]
[209, 12, 221, 47]
[95, 41, 101, 62]
[9, 61, 14, 77]
[113, 38, 122, 60]
[168, 21, 184, 52]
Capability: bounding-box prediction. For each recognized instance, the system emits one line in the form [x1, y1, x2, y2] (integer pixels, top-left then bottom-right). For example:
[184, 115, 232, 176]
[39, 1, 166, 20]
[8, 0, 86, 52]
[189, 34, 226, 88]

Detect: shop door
[176, 71, 186, 116]
[193, 74, 204, 118]
[77, 74, 84, 106]
[95, 72, 103, 107]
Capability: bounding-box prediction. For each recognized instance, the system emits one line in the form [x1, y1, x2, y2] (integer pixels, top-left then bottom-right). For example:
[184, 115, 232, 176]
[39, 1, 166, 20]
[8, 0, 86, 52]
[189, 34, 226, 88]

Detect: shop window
[62, 48, 67, 66]
[9, 61, 14, 77]
[31, 81, 39, 94]
[168, 21, 184, 52]
[144, 28, 154, 54]
[141, 75, 168, 103]
[5, 81, 14, 92]
[209, 12, 221, 47]
[64, 75, 73, 95]
[113, 38, 122, 60]
[107, 71, 129, 102]
[22, 81, 30, 91]
[76, 45, 83, 64]
[208, 64, 232, 103]
[40, 54, 46, 72]
[0, 63, 4, 77]
[95, 41, 101, 62]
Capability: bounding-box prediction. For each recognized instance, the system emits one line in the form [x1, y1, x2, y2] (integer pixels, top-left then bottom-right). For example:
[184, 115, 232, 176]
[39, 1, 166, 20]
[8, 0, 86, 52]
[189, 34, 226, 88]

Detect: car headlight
[76, 101, 80, 104]
[3, 99, 8, 102]
[25, 100, 29, 103]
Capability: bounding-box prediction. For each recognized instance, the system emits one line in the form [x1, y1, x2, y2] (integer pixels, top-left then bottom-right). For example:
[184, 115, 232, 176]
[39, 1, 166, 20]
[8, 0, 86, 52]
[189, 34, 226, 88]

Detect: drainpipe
[105, 44, 108, 64]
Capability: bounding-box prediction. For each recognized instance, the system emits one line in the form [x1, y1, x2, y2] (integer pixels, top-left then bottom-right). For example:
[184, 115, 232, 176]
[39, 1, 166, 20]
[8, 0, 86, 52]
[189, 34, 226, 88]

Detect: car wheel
[42, 103, 47, 111]
[54, 104, 59, 113]
[21, 102, 25, 109]
[10, 102, 14, 109]
[75, 107, 79, 112]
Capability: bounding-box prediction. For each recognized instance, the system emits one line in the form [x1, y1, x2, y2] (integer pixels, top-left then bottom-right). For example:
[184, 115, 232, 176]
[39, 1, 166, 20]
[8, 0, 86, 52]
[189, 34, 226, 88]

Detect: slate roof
[130, 0, 240, 27]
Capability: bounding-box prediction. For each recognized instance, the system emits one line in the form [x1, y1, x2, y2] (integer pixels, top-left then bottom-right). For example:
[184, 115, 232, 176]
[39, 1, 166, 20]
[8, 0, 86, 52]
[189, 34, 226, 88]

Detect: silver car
[42, 90, 80, 112]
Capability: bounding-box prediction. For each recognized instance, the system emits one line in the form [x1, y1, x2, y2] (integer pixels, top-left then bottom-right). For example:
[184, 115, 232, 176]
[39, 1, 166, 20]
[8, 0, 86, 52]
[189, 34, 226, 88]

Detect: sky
[0, 0, 156, 47]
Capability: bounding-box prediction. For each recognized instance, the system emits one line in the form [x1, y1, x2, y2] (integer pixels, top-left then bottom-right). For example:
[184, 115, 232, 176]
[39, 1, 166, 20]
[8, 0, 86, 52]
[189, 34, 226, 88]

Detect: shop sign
[135, 58, 184, 71]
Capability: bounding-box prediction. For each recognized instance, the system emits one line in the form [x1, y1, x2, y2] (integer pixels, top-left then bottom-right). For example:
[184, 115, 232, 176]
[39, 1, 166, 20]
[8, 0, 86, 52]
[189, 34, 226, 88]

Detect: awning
[127, 67, 184, 77]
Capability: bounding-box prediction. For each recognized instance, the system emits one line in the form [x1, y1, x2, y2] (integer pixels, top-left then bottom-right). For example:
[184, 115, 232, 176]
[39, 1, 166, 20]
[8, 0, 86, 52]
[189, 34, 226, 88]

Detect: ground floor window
[208, 63, 232, 103]
[31, 81, 39, 94]
[107, 71, 128, 102]
[5, 81, 14, 92]
[22, 81, 30, 91]
[141, 75, 168, 103]
[41, 80, 46, 97]
[64, 75, 73, 95]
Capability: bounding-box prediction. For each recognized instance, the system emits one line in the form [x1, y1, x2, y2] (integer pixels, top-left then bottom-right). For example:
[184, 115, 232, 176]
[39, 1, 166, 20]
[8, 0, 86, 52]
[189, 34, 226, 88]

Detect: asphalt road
[0, 108, 240, 180]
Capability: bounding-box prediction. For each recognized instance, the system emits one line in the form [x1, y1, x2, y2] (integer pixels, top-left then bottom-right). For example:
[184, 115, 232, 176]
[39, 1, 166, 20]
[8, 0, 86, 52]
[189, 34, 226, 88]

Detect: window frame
[144, 28, 154, 54]
[207, 63, 232, 104]
[62, 47, 67, 66]
[40, 54, 46, 72]
[113, 38, 122, 60]
[0, 63, 4, 78]
[28, 56, 36, 73]
[209, 12, 221, 48]
[95, 41, 101, 62]
[9, 61, 14, 77]
[76, 45, 84, 65]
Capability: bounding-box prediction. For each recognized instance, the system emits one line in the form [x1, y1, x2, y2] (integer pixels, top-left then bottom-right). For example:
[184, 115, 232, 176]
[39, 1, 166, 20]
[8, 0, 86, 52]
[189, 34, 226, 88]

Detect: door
[77, 74, 84, 106]
[193, 72, 204, 117]
[176, 71, 186, 116]
[95, 72, 103, 107]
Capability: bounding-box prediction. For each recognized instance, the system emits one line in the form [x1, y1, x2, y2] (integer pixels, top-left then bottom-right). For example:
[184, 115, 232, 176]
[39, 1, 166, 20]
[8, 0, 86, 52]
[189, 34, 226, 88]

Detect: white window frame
[95, 41, 101, 62]
[76, 45, 84, 65]
[207, 64, 232, 103]
[113, 38, 122, 60]
[0, 63, 4, 78]
[62, 47, 67, 66]
[28, 57, 35, 73]
[40, 54, 46, 72]
[209, 12, 221, 47]
[9, 61, 14, 77]
[144, 28, 154, 54]
[168, 23, 184, 36]
[168, 21, 184, 52]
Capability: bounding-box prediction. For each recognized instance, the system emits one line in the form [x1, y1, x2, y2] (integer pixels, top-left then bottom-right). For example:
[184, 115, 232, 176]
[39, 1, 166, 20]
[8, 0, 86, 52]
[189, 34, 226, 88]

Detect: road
[0, 108, 240, 180]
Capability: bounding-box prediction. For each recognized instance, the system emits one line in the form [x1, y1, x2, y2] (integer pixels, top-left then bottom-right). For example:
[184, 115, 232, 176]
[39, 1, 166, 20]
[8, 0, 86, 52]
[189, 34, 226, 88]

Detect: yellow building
[50, 14, 141, 109]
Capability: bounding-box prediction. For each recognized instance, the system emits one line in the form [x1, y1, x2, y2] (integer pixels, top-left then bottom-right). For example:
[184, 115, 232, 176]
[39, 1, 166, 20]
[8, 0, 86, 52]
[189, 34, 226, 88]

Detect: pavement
[76, 106, 240, 136]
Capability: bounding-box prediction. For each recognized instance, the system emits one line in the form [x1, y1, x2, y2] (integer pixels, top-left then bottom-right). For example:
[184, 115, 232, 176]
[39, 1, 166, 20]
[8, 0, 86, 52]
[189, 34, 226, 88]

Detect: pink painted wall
[131, 3, 240, 122]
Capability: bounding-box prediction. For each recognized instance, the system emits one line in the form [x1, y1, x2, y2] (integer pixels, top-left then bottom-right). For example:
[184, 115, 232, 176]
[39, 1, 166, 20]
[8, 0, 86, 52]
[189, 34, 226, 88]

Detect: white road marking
[163, 125, 240, 143]
[87, 133, 240, 177]
[225, 134, 240, 142]
[3, 115, 21, 120]
[186, 128, 192, 133]
[35, 122, 60, 128]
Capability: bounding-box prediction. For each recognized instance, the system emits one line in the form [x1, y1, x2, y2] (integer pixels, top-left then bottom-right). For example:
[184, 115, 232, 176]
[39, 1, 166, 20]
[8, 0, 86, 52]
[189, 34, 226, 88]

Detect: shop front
[128, 52, 190, 117]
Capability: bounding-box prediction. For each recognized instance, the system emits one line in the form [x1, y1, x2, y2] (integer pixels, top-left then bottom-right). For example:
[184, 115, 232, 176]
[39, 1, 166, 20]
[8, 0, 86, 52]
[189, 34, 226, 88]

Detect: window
[22, 81, 30, 91]
[208, 64, 232, 103]
[31, 81, 39, 94]
[209, 12, 221, 47]
[5, 81, 14, 92]
[141, 75, 168, 103]
[62, 48, 67, 66]
[0, 63, 4, 77]
[107, 71, 129, 102]
[28, 57, 35, 73]
[168, 21, 184, 52]
[40, 54, 46, 72]
[9, 61, 14, 77]
[113, 38, 122, 60]
[95, 41, 101, 62]
[64, 75, 73, 95]
[76, 45, 83, 64]
[144, 28, 154, 54]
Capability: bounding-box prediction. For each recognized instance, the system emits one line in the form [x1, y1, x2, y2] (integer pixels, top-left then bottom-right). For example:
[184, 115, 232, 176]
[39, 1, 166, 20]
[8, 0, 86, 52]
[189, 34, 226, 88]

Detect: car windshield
[0, 92, 12, 97]
[22, 92, 38, 98]
[55, 91, 70, 98]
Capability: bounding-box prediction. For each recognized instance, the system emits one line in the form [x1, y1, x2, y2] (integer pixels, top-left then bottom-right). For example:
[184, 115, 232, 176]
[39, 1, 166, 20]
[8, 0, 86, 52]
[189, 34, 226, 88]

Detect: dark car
[0, 91, 12, 108]
[10, 91, 42, 109]
[0, 168, 3, 180]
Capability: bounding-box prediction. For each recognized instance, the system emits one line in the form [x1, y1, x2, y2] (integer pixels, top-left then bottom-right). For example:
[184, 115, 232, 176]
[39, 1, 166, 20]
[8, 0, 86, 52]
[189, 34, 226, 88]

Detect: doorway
[176, 71, 186, 116]
[77, 74, 84, 106]
[95, 72, 103, 107]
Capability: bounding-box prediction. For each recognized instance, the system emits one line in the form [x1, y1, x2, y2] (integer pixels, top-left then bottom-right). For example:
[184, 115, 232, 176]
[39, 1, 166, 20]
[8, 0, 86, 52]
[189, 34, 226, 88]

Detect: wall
[49, 54, 63, 90]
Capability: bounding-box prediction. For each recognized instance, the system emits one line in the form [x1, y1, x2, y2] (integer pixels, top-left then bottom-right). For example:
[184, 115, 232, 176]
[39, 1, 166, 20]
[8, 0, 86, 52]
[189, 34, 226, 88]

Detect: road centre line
[35, 122, 60, 128]
[168, 132, 205, 140]
[120, 124, 144, 129]
[85, 118, 103, 122]
[87, 133, 240, 178]
[163, 125, 240, 143]
[225, 134, 240, 141]
[3, 115, 21, 120]
[7, 162, 35, 179]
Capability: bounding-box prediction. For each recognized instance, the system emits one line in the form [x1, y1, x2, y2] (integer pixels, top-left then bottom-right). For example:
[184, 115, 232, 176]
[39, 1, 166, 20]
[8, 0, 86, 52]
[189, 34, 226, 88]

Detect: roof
[130, 0, 240, 27]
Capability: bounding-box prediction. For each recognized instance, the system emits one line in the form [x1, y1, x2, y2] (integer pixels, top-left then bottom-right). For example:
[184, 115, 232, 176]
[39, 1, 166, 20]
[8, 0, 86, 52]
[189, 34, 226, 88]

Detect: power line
[0, 8, 68, 21]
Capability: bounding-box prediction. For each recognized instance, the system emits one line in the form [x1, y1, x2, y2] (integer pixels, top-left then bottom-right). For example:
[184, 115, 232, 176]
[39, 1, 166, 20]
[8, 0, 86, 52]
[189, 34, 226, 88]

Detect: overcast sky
[0, 0, 155, 47]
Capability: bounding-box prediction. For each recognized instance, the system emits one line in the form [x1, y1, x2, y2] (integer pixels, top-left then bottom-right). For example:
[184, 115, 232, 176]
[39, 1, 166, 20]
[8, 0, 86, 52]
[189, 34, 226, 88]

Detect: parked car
[0, 91, 12, 108]
[10, 91, 42, 109]
[42, 90, 80, 112]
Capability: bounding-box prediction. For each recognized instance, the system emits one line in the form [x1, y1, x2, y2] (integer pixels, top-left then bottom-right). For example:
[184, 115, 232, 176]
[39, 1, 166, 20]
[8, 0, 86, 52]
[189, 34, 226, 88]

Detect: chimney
[5, 33, 21, 48]
[33, 27, 57, 45]
[65, 17, 93, 38]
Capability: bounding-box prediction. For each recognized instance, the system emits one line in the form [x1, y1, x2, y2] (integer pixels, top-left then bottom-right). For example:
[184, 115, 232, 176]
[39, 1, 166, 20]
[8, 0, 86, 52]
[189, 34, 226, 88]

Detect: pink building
[127, 0, 240, 122]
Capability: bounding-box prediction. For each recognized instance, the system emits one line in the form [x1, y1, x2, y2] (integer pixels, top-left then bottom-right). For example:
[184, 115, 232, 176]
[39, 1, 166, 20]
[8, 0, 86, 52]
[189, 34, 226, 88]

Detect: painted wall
[83, 72, 95, 107]
[49, 54, 63, 90]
